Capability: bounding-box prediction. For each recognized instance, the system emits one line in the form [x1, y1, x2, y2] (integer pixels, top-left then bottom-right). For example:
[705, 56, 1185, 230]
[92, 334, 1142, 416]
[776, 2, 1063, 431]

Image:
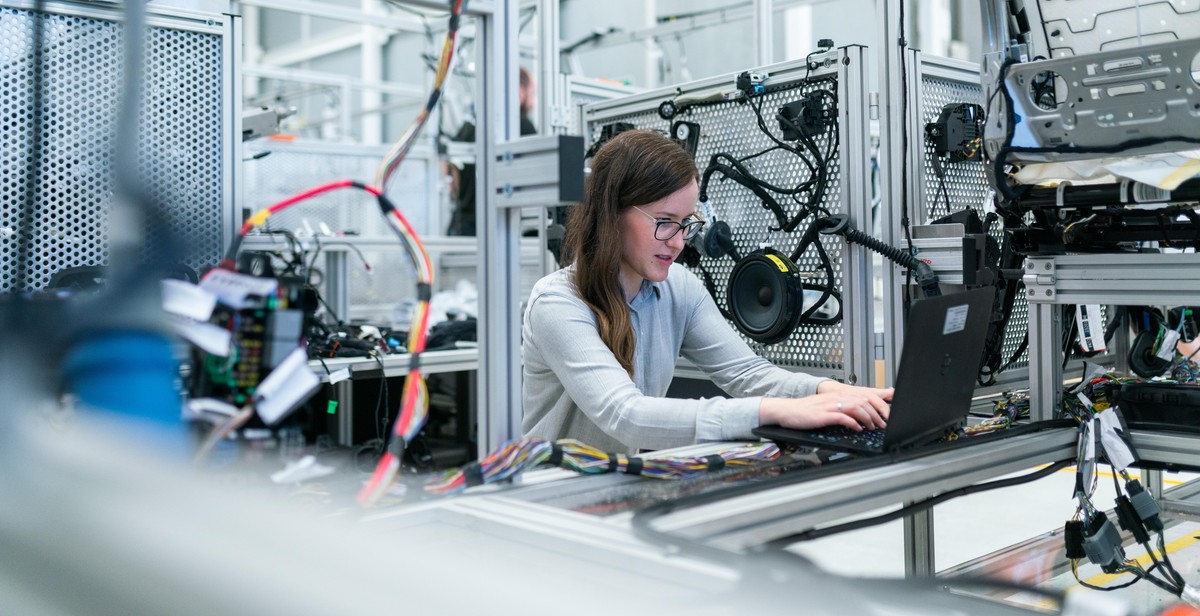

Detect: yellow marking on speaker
[765, 254, 789, 272]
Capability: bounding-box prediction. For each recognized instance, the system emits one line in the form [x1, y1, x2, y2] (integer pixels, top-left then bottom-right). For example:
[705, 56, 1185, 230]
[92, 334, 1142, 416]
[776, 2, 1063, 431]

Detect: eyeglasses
[631, 206, 706, 241]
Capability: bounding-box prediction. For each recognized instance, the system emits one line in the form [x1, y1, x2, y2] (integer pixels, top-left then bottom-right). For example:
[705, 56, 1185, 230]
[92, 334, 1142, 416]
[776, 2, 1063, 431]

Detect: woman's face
[616, 181, 699, 301]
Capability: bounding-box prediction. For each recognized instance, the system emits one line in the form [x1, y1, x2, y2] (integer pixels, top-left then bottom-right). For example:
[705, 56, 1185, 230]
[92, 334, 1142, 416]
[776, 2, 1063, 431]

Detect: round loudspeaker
[726, 248, 803, 344]
[1129, 329, 1173, 378]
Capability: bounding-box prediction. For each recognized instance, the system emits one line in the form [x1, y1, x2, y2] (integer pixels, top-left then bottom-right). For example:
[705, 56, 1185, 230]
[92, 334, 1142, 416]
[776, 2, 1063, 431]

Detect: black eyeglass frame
[631, 205, 706, 241]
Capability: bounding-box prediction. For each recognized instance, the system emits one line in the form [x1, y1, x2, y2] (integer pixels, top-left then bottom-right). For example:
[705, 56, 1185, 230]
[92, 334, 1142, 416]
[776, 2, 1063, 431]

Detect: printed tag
[1075, 304, 1106, 352]
[200, 269, 278, 310]
[1097, 409, 1136, 471]
[327, 368, 351, 385]
[943, 304, 969, 335]
[1157, 329, 1181, 361]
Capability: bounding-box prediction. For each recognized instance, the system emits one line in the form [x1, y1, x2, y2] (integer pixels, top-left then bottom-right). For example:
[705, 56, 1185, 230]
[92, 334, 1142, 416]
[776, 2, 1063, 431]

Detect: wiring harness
[425, 438, 781, 495]
[200, 0, 464, 503]
[1061, 378, 1198, 601]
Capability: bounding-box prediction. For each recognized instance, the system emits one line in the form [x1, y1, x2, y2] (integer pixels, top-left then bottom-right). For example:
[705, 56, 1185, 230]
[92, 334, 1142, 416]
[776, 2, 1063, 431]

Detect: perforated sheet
[918, 66, 1031, 374]
[1, 6, 226, 291]
[917, 58, 1115, 387]
[583, 53, 871, 375]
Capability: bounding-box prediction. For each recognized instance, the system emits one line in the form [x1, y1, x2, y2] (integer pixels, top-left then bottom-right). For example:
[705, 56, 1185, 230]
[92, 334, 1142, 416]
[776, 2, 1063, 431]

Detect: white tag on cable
[1075, 304, 1106, 352]
[162, 279, 217, 321]
[1096, 409, 1136, 471]
[1081, 361, 1109, 384]
[254, 348, 320, 425]
[327, 368, 351, 385]
[1076, 419, 1097, 499]
[1076, 392, 1095, 412]
[185, 397, 239, 421]
[1157, 328, 1181, 361]
[171, 315, 232, 357]
[200, 269, 278, 310]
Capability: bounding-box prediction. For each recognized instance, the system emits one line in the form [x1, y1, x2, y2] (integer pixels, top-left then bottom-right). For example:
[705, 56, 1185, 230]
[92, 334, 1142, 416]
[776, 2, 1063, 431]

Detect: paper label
[1075, 304, 1106, 352]
[200, 269, 278, 310]
[327, 368, 351, 385]
[1157, 329, 1181, 361]
[162, 279, 217, 321]
[1097, 409, 1136, 471]
[255, 348, 320, 425]
[943, 304, 969, 334]
[172, 316, 232, 357]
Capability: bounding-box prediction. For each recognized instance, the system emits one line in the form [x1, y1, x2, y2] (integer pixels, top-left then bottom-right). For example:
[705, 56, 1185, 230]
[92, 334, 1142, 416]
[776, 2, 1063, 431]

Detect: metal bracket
[1023, 258, 1056, 302]
[489, 135, 585, 209]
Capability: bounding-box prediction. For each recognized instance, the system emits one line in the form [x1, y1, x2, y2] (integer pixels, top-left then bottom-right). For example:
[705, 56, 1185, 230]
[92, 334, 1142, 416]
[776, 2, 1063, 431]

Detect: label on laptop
[943, 304, 969, 334]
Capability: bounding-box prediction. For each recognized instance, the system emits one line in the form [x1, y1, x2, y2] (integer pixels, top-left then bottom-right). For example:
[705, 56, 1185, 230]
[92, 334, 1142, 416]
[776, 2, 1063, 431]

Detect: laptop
[753, 287, 994, 455]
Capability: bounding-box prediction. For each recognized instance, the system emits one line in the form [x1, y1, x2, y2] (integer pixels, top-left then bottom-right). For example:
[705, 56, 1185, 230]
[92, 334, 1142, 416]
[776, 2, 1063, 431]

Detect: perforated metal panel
[583, 51, 873, 379]
[916, 62, 1033, 376]
[1, 5, 227, 291]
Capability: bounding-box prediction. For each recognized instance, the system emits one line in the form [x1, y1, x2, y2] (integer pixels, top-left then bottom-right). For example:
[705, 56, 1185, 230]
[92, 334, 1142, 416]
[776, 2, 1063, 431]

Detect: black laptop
[753, 287, 994, 455]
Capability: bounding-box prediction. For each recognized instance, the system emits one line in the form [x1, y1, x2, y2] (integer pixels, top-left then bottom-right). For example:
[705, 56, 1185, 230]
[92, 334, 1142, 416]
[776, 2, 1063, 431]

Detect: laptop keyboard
[807, 426, 887, 450]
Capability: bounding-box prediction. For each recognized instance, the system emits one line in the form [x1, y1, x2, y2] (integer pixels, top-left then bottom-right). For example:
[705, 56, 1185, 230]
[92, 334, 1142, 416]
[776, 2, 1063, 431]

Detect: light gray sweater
[521, 263, 828, 453]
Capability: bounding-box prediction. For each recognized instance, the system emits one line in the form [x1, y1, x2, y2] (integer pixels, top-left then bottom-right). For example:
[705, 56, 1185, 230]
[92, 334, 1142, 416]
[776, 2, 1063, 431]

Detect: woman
[522, 130, 891, 453]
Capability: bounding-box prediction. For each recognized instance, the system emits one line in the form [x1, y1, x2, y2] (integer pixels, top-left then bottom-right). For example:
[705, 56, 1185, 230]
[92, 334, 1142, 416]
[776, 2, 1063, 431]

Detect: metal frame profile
[1025, 253, 1200, 420]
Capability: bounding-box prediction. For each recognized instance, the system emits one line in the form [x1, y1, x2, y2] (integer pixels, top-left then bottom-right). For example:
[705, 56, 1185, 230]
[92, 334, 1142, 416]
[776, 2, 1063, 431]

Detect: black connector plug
[1126, 479, 1164, 533]
[1114, 495, 1152, 544]
[1064, 520, 1086, 560]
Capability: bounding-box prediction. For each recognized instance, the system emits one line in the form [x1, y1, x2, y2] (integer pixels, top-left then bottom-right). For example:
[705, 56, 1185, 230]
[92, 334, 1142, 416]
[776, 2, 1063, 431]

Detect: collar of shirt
[629, 278, 661, 309]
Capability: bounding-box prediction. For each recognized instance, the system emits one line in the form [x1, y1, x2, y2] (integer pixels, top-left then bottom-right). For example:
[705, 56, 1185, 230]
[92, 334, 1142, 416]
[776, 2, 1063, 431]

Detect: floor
[784, 465, 1200, 615]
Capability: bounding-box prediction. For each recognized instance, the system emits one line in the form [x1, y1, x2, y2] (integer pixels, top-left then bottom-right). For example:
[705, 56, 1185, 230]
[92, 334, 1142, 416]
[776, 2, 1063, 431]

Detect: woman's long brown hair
[563, 130, 698, 375]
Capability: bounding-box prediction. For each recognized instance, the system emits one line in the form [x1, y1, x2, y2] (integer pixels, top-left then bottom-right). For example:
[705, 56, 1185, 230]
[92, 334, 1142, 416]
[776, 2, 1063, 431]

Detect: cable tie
[416, 283, 432, 302]
[606, 452, 619, 472]
[704, 454, 726, 471]
[408, 352, 422, 372]
[625, 456, 644, 476]
[547, 443, 563, 466]
[462, 461, 484, 488]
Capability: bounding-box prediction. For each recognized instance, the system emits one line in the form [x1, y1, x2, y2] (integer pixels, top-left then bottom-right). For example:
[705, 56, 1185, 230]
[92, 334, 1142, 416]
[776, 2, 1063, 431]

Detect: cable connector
[1125, 479, 1164, 533]
[1114, 495, 1152, 544]
[1064, 520, 1086, 560]
[736, 71, 768, 96]
[1082, 512, 1126, 573]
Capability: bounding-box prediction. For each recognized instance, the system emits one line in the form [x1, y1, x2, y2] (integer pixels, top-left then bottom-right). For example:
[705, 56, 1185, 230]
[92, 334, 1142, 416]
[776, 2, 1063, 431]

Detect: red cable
[239, 179, 372, 236]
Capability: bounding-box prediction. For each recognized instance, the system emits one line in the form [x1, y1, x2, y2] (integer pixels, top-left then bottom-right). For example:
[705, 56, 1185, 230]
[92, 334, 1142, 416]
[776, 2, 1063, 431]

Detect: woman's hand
[758, 382, 893, 432]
